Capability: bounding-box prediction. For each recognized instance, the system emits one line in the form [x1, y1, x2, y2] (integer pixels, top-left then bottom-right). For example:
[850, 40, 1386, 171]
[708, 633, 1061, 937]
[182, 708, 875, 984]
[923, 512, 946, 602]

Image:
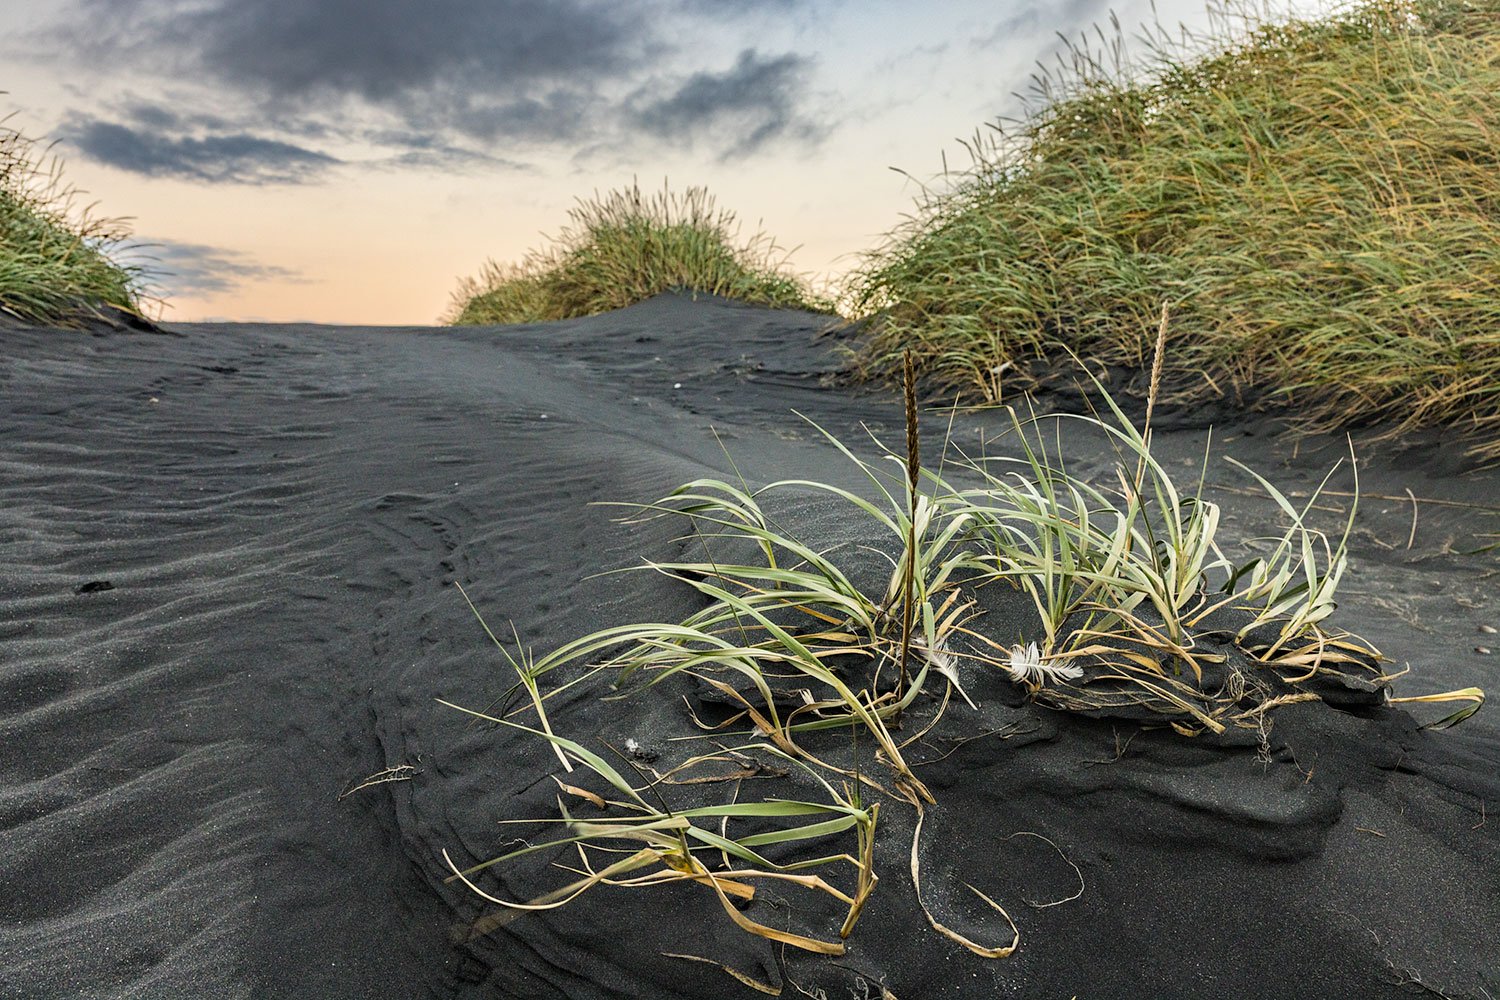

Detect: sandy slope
[1, 294, 1496, 999]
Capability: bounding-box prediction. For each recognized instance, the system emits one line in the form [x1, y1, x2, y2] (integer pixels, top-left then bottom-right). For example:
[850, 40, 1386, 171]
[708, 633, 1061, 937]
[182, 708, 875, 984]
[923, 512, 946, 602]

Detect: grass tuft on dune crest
[0, 117, 141, 325]
[850, 0, 1500, 455]
[447, 181, 825, 325]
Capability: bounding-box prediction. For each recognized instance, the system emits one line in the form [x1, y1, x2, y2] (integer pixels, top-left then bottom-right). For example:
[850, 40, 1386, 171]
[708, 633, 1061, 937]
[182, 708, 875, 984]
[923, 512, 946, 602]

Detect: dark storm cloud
[447, 89, 598, 144]
[116, 101, 182, 131]
[129, 240, 305, 297]
[60, 0, 649, 143]
[57, 116, 338, 184]
[115, 98, 337, 142]
[69, 0, 647, 103]
[39, 0, 823, 174]
[630, 50, 823, 157]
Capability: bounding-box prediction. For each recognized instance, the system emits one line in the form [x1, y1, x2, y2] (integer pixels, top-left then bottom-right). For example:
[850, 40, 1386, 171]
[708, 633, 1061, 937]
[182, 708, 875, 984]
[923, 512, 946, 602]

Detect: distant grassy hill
[1, 119, 140, 325]
[851, 0, 1500, 455]
[447, 182, 823, 325]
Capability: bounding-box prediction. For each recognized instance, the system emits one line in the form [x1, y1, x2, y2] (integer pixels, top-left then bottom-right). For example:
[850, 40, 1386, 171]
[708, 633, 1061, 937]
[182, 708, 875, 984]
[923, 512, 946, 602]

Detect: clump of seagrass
[441, 355, 1485, 967]
[446, 180, 823, 325]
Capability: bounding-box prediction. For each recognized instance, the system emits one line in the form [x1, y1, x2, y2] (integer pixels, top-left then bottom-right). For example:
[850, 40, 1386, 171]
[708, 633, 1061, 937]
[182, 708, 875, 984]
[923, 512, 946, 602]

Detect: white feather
[917, 640, 978, 709]
[1005, 641, 1083, 685]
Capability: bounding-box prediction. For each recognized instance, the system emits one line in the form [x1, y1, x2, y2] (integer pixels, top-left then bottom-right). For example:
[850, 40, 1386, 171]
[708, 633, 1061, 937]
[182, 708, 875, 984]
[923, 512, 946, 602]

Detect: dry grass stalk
[897, 349, 921, 713]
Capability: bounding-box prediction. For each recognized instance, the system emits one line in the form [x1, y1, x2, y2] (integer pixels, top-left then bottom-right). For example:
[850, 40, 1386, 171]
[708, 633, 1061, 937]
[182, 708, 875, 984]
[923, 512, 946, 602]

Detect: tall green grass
[447, 181, 824, 324]
[0, 117, 140, 325]
[851, 0, 1500, 456]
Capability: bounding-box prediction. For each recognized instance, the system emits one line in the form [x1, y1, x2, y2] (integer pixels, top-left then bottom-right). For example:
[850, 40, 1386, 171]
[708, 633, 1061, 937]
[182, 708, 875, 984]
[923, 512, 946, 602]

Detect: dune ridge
[1, 295, 1496, 998]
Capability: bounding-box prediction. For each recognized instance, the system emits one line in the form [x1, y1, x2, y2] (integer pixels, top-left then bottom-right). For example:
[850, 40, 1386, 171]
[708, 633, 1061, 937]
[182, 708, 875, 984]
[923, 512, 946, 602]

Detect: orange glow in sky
[1, 0, 1331, 324]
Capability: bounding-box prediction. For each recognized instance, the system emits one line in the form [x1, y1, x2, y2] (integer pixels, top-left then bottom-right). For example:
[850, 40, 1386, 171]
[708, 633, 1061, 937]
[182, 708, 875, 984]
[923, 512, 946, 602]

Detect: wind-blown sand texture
[2, 295, 1497, 998]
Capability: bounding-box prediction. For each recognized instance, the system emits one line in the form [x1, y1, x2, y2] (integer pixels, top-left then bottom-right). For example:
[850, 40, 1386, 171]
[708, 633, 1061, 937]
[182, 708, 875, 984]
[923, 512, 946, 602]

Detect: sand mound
[2, 294, 1495, 998]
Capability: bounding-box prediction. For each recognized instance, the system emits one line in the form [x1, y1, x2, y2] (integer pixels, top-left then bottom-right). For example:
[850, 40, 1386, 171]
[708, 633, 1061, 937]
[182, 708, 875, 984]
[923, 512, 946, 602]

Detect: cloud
[361, 130, 527, 172]
[59, 0, 648, 127]
[677, 0, 804, 11]
[57, 115, 338, 184]
[35, 0, 823, 169]
[124, 240, 306, 297]
[57, 98, 522, 181]
[629, 50, 823, 157]
[446, 89, 599, 145]
[202, 0, 642, 103]
[974, 0, 1114, 49]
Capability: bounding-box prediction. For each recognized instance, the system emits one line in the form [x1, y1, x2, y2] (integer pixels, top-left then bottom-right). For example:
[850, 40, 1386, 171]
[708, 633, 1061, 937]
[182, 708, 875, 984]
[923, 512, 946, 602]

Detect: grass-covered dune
[0, 118, 140, 325]
[851, 0, 1500, 455]
[447, 181, 823, 325]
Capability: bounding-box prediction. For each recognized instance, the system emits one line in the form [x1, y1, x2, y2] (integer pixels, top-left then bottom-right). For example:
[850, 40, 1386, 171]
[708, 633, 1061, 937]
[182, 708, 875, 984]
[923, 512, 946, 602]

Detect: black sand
[2, 295, 1497, 998]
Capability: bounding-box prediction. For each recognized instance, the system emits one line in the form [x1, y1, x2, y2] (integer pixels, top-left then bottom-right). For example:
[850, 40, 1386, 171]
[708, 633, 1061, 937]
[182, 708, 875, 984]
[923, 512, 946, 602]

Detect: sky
[0, 0, 1325, 324]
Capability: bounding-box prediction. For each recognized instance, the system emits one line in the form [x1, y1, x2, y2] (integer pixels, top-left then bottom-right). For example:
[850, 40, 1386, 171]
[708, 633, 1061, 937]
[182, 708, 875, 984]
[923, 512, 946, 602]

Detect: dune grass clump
[850, 0, 1500, 455]
[447, 181, 823, 325]
[445, 356, 1485, 963]
[0, 118, 140, 325]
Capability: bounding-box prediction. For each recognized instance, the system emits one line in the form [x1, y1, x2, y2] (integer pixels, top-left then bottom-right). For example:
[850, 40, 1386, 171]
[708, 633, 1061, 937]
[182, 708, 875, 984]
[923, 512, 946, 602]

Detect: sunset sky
[1, 0, 1326, 324]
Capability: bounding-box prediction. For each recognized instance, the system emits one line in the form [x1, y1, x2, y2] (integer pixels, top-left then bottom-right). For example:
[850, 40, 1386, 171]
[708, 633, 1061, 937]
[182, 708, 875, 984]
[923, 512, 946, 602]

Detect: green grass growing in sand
[849, 0, 1500, 456]
[0, 117, 141, 325]
[444, 352, 1484, 967]
[446, 181, 825, 325]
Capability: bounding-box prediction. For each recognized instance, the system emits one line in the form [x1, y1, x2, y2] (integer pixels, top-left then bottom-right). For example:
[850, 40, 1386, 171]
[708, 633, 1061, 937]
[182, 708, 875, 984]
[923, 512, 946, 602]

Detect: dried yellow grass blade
[678, 867, 854, 904]
[840, 802, 880, 939]
[551, 776, 607, 809]
[908, 805, 1018, 958]
[662, 953, 783, 996]
[695, 674, 801, 757]
[1389, 687, 1486, 730]
[441, 845, 660, 913]
[693, 861, 846, 955]
[610, 866, 758, 901]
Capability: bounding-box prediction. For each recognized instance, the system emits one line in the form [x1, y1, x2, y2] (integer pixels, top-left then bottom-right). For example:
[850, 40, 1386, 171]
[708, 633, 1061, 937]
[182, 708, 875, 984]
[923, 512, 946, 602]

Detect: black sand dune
[2, 294, 1497, 999]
